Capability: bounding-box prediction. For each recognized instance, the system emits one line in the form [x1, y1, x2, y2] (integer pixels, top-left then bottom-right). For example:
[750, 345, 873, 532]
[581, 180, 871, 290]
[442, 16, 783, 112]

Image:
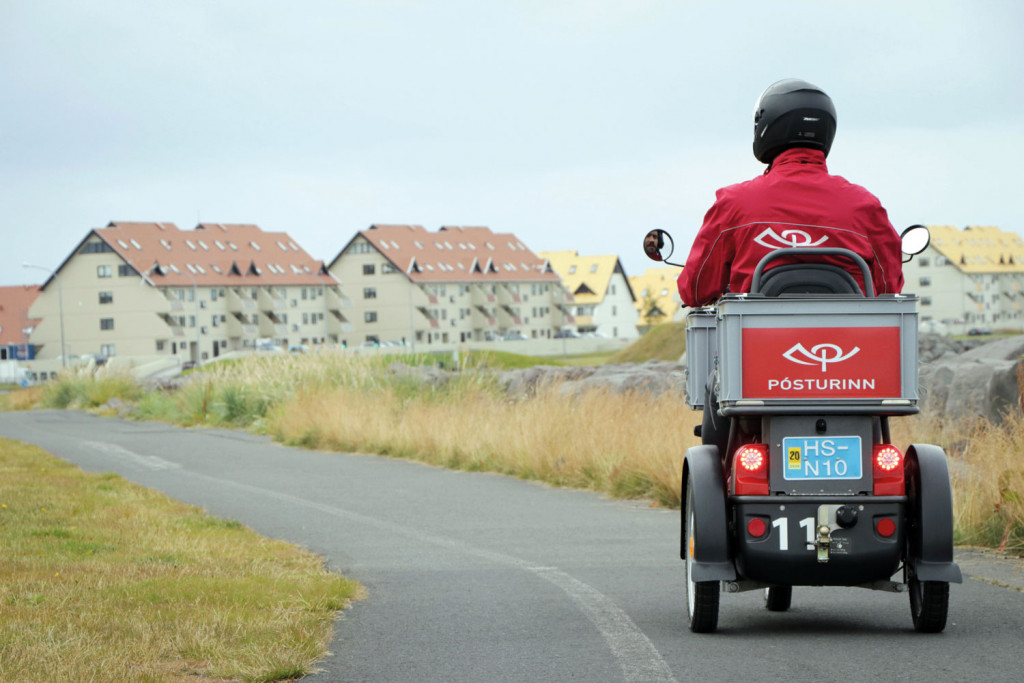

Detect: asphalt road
[2, 410, 1023, 683]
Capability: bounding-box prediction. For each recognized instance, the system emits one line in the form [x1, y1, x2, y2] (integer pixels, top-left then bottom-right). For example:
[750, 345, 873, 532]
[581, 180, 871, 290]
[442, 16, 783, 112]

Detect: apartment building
[27, 221, 349, 364]
[537, 250, 638, 339]
[628, 266, 687, 330]
[327, 224, 574, 347]
[902, 224, 1024, 333]
[0, 285, 40, 360]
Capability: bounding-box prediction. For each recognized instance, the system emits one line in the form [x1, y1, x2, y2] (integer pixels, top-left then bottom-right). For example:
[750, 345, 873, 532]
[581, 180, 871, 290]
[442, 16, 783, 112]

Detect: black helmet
[752, 79, 837, 164]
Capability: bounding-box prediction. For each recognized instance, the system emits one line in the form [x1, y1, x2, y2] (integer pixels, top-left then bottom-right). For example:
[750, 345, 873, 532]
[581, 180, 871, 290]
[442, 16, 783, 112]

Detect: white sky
[2, 0, 1022, 286]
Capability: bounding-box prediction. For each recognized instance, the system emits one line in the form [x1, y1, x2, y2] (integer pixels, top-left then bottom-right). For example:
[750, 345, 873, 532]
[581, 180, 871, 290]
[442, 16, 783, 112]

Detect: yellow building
[537, 251, 639, 339]
[628, 266, 686, 329]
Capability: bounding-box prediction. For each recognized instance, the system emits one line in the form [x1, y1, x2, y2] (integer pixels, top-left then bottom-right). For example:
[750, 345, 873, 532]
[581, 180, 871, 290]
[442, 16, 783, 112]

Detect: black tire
[909, 576, 949, 633]
[764, 585, 792, 612]
[685, 478, 720, 633]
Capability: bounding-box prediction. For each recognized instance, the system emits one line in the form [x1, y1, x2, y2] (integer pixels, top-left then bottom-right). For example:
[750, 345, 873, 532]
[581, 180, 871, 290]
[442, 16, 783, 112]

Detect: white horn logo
[754, 228, 829, 250]
[783, 343, 860, 371]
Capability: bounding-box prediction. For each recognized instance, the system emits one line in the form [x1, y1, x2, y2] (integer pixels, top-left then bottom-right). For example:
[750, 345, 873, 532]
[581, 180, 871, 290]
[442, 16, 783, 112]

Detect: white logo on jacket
[754, 227, 829, 250]
[783, 343, 860, 372]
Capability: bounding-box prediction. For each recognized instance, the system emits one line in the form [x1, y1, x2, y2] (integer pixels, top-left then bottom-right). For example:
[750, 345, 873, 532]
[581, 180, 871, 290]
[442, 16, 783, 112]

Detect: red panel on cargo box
[742, 326, 901, 399]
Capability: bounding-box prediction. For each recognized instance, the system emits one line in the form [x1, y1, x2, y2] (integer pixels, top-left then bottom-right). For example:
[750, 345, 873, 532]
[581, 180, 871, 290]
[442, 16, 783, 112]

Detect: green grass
[0, 439, 362, 683]
[608, 322, 685, 363]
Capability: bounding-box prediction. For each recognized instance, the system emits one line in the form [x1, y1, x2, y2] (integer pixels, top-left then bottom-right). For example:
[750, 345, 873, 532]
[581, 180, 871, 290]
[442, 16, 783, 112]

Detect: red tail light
[872, 444, 904, 495]
[733, 444, 769, 495]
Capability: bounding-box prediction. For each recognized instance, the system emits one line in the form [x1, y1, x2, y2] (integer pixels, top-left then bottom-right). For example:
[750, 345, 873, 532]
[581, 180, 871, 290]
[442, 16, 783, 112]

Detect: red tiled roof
[353, 224, 560, 283]
[93, 222, 336, 288]
[0, 285, 41, 345]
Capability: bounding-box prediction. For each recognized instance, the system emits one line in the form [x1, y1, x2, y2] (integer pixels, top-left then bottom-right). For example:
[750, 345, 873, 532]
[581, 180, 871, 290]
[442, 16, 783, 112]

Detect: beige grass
[892, 411, 1024, 551]
[269, 383, 701, 508]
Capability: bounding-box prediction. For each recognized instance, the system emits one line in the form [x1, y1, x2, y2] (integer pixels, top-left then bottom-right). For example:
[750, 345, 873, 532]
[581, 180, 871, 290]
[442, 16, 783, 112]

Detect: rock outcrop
[918, 335, 1024, 423]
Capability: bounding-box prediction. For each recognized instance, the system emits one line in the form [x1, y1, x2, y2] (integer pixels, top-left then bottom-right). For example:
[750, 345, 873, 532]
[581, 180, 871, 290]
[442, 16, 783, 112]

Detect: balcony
[226, 314, 258, 338]
[326, 287, 352, 309]
[472, 306, 496, 326]
[227, 288, 258, 314]
[497, 286, 521, 306]
[327, 312, 354, 334]
[158, 313, 185, 337]
[258, 288, 287, 313]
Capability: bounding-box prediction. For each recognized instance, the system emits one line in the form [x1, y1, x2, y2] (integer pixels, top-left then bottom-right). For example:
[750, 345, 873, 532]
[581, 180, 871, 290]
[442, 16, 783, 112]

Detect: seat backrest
[757, 264, 863, 296]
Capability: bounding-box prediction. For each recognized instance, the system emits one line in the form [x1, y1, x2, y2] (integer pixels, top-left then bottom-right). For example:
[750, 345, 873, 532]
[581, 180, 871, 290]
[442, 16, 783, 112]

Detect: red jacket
[677, 148, 904, 307]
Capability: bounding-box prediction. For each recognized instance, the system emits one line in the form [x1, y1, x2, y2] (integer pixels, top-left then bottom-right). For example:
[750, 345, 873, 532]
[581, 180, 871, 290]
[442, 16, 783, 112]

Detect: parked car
[967, 327, 992, 336]
[553, 329, 580, 338]
[503, 330, 529, 341]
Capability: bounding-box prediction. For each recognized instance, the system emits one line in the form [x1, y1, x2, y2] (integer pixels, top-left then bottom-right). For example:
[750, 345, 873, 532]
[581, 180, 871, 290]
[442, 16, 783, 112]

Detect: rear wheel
[764, 585, 792, 612]
[909, 574, 949, 633]
[685, 478, 719, 633]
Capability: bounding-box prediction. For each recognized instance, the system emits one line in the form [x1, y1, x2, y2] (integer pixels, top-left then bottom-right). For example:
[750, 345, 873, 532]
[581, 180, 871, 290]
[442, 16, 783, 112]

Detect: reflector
[747, 518, 768, 538]
[876, 518, 896, 537]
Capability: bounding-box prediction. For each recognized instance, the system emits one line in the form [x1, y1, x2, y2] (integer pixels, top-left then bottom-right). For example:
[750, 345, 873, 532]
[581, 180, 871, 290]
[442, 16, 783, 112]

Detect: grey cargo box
[714, 294, 919, 416]
[684, 308, 717, 409]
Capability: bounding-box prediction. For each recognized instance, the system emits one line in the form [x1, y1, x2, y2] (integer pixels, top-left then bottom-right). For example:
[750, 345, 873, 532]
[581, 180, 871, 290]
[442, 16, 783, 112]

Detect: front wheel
[685, 478, 720, 633]
[909, 576, 949, 633]
[764, 585, 792, 612]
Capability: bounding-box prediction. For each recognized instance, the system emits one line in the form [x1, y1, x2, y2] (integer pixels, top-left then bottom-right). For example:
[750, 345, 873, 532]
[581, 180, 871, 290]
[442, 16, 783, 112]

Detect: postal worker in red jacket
[677, 79, 905, 307]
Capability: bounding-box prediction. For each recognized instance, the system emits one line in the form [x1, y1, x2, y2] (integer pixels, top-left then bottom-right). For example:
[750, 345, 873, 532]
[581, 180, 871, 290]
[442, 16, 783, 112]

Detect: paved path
[2, 410, 1022, 682]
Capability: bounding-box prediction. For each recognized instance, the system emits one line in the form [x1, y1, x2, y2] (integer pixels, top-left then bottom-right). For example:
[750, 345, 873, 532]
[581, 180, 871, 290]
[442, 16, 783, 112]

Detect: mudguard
[906, 444, 963, 583]
[682, 445, 736, 581]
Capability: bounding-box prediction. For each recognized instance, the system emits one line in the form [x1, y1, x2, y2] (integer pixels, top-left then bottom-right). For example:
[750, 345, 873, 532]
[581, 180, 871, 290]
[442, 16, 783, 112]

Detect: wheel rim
[686, 503, 696, 618]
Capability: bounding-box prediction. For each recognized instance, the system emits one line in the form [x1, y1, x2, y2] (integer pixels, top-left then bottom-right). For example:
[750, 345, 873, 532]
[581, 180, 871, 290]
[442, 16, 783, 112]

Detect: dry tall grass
[892, 412, 1024, 552]
[268, 383, 700, 508]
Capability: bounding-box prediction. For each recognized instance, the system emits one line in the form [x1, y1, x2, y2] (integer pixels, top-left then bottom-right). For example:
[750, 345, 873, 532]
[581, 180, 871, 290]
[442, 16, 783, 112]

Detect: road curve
[2, 410, 1022, 683]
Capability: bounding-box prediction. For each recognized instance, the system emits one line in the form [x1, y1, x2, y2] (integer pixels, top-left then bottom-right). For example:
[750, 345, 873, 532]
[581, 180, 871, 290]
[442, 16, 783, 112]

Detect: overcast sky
[2, 0, 1022, 287]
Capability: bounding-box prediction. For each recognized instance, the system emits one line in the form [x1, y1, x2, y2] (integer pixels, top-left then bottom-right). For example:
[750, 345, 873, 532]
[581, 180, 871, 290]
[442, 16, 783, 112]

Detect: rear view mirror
[644, 229, 675, 263]
[900, 224, 930, 256]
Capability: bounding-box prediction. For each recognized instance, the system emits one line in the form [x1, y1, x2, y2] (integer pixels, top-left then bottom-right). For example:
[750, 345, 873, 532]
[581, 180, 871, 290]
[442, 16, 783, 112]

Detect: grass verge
[0, 438, 363, 683]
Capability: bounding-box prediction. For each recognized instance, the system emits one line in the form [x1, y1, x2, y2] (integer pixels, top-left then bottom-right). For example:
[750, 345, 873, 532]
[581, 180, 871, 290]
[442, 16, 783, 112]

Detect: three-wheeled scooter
[644, 226, 961, 633]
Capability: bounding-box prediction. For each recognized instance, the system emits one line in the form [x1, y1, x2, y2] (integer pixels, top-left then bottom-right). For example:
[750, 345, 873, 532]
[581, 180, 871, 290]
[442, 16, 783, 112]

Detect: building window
[97, 265, 112, 278]
[382, 262, 398, 274]
[99, 291, 113, 304]
[364, 287, 377, 299]
[568, 265, 577, 274]
[100, 318, 114, 331]
[117, 264, 133, 277]
[363, 264, 375, 275]
[919, 277, 931, 286]
[365, 311, 378, 323]
[156, 340, 165, 351]
[100, 344, 116, 357]
[922, 297, 932, 306]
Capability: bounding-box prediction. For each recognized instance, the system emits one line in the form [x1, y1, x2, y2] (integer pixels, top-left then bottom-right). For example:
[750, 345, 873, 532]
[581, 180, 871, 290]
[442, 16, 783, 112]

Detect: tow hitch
[812, 504, 859, 562]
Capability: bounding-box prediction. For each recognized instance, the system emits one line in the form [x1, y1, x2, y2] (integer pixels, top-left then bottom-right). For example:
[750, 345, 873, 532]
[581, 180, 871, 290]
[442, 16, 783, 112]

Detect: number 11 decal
[771, 516, 817, 551]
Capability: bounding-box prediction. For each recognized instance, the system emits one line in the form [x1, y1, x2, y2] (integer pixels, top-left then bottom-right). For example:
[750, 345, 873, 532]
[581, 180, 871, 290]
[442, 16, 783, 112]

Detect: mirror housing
[900, 224, 931, 256]
[644, 229, 675, 263]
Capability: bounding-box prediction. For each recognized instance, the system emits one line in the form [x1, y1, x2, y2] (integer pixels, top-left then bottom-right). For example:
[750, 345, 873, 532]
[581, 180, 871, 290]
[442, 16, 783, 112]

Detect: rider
[678, 79, 906, 454]
[677, 78, 904, 307]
